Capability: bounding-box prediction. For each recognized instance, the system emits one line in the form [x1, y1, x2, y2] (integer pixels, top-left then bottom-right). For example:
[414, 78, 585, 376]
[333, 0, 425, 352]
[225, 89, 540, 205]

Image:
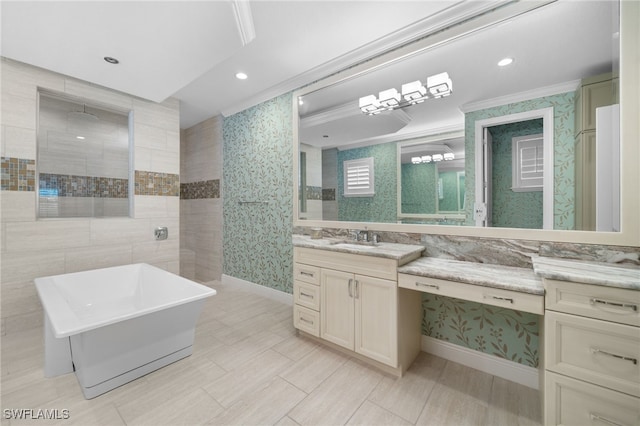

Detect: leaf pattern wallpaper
[422, 295, 540, 367]
[222, 93, 294, 293]
[489, 119, 544, 228]
[464, 91, 576, 230]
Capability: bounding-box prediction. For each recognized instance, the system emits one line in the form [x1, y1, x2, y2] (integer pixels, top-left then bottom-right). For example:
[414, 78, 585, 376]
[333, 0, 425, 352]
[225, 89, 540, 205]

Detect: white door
[354, 275, 398, 367]
[320, 269, 354, 350]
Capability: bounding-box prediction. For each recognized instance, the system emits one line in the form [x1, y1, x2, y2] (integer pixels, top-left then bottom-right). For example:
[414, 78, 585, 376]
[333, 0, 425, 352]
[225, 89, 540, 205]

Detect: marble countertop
[292, 235, 425, 263]
[533, 256, 640, 290]
[397, 257, 544, 295]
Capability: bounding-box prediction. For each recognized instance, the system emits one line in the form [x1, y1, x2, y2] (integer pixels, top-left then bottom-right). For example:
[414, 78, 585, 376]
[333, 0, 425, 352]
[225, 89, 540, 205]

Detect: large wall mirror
[294, 0, 640, 246]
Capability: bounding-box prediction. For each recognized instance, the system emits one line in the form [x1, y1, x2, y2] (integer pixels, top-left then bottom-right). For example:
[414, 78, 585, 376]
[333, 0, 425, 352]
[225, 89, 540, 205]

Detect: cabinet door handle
[484, 295, 514, 304]
[355, 280, 359, 299]
[416, 282, 439, 290]
[300, 292, 314, 299]
[299, 317, 314, 325]
[348, 279, 353, 298]
[590, 347, 638, 365]
[300, 271, 315, 278]
[589, 413, 627, 426]
[590, 298, 638, 312]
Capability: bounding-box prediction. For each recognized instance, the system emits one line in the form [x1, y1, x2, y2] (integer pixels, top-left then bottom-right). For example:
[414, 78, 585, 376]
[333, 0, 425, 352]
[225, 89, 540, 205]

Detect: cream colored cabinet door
[354, 275, 398, 367]
[320, 269, 355, 350]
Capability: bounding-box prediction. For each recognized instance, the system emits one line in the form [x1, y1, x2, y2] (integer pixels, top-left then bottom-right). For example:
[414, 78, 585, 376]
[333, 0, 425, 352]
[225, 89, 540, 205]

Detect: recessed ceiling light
[104, 56, 119, 64]
[76, 136, 85, 140]
[498, 57, 514, 67]
[235, 72, 248, 80]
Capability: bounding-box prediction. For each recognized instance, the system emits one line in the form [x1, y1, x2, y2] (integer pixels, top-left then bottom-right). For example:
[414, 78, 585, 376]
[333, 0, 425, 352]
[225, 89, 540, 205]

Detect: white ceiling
[1, 0, 484, 129]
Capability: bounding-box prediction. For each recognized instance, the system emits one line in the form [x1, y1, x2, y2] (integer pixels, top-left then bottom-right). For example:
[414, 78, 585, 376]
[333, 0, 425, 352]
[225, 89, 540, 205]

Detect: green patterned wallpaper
[401, 163, 437, 214]
[422, 295, 540, 367]
[464, 91, 576, 229]
[222, 93, 294, 293]
[337, 142, 397, 222]
[490, 119, 544, 229]
[438, 170, 462, 212]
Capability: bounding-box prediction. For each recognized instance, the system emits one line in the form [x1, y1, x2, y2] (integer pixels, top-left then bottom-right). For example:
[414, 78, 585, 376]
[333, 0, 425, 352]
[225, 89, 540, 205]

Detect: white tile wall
[0, 58, 181, 335]
[180, 116, 223, 282]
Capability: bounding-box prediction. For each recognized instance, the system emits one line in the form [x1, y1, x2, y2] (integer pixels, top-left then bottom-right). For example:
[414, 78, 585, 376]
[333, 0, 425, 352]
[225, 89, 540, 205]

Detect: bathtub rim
[34, 263, 216, 338]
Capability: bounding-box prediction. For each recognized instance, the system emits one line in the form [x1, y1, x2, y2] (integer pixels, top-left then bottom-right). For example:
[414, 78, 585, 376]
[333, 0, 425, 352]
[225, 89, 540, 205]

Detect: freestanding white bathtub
[34, 263, 216, 399]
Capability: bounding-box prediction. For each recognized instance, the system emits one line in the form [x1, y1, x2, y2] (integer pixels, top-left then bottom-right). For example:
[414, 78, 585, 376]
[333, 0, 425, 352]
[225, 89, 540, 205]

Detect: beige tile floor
[1, 281, 541, 426]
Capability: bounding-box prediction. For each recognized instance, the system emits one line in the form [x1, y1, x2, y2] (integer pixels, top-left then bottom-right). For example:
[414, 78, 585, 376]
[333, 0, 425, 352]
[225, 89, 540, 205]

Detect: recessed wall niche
[37, 92, 131, 218]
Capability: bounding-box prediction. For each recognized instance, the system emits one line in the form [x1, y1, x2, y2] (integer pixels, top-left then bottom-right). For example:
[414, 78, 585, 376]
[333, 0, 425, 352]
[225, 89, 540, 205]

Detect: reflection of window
[512, 134, 543, 192]
[343, 157, 374, 197]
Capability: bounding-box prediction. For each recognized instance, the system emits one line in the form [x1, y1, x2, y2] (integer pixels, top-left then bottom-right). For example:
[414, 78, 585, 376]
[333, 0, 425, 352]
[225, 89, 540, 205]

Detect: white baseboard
[221, 274, 293, 306]
[421, 335, 539, 389]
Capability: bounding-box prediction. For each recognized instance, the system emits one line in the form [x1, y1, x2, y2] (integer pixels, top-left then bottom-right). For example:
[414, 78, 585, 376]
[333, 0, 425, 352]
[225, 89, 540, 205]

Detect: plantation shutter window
[343, 157, 375, 197]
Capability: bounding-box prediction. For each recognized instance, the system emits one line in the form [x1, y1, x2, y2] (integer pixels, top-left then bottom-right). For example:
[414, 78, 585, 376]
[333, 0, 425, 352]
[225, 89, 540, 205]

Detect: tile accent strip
[306, 186, 322, 201]
[180, 179, 220, 200]
[135, 170, 180, 196]
[39, 173, 128, 198]
[1, 157, 36, 191]
[322, 188, 336, 201]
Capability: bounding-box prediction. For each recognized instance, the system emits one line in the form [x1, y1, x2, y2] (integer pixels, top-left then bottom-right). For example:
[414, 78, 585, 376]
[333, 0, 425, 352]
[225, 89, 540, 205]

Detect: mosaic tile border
[180, 179, 220, 200]
[306, 186, 322, 201]
[135, 170, 180, 196]
[322, 188, 336, 201]
[1, 157, 36, 191]
[39, 173, 128, 198]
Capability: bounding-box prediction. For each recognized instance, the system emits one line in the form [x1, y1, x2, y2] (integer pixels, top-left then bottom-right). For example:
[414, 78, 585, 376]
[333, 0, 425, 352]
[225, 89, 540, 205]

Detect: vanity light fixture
[235, 72, 248, 80]
[411, 157, 422, 164]
[426, 72, 453, 98]
[443, 152, 455, 161]
[432, 153, 444, 162]
[359, 72, 452, 115]
[498, 57, 514, 67]
[378, 88, 401, 108]
[421, 155, 432, 163]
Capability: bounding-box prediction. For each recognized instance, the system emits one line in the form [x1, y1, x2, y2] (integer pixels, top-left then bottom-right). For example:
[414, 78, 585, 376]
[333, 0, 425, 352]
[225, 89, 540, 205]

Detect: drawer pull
[300, 292, 314, 299]
[299, 317, 314, 325]
[300, 271, 315, 278]
[416, 282, 439, 290]
[590, 413, 627, 426]
[590, 298, 638, 312]
[485, 295, 514, 304]
[348, 279, 354, 298]
[355, 280, 359, 299]
[590, 347, 638, 365]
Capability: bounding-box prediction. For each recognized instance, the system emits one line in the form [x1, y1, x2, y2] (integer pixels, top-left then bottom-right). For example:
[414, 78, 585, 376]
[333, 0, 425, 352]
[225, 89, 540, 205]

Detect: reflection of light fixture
[359, 94, 383, 115]
[378, 88, 401, 108]
[444, 152, 455, 161]
[432, 153, 444, 162]
[421, 155, 432, 163]
[402, 80, 427, 104]
[426, 72, 453, 98]
[411, 157, 422, 164]
[359, 72, 452, 115]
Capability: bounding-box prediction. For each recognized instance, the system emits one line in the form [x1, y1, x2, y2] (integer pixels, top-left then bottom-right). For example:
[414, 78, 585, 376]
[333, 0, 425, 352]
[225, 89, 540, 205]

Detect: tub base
[80, 346, 193, 399]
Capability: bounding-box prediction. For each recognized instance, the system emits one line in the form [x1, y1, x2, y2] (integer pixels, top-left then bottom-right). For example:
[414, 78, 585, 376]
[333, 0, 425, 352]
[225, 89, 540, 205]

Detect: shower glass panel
[37, 92, 131, 218]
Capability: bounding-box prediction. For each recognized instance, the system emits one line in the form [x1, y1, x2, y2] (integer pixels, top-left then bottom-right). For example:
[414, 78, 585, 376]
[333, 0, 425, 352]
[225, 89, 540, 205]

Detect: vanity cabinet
[543, 279, 640, 425]
[293, 246, 422, 376]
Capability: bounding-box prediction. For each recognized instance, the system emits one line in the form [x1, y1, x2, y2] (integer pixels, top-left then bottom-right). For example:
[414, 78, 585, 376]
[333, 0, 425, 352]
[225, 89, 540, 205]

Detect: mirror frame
[293, 0, 639, 246]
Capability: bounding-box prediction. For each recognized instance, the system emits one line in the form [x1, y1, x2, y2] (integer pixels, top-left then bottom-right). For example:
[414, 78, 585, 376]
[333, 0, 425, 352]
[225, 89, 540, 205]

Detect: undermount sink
[330, 242, 378, 250]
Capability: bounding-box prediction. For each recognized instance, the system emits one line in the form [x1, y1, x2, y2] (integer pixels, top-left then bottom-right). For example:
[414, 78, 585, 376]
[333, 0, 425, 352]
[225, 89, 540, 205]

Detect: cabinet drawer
[294, 280, 320, 311]
[545, 311, 640, 397]
[398, 273, 544, 315]
[545, 371, 640, 426]
[545, 279, 640, 326]
[294, 263, 321, 285]
[294, 305, 320, 337]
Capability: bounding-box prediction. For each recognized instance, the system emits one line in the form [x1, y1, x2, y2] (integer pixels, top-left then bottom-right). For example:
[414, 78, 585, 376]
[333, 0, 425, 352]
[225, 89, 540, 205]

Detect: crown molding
[220, 0, 513, 117]
[459, 79, 581, 113]
[232, 0, 256, 46]
[301, 102, 359, 128]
